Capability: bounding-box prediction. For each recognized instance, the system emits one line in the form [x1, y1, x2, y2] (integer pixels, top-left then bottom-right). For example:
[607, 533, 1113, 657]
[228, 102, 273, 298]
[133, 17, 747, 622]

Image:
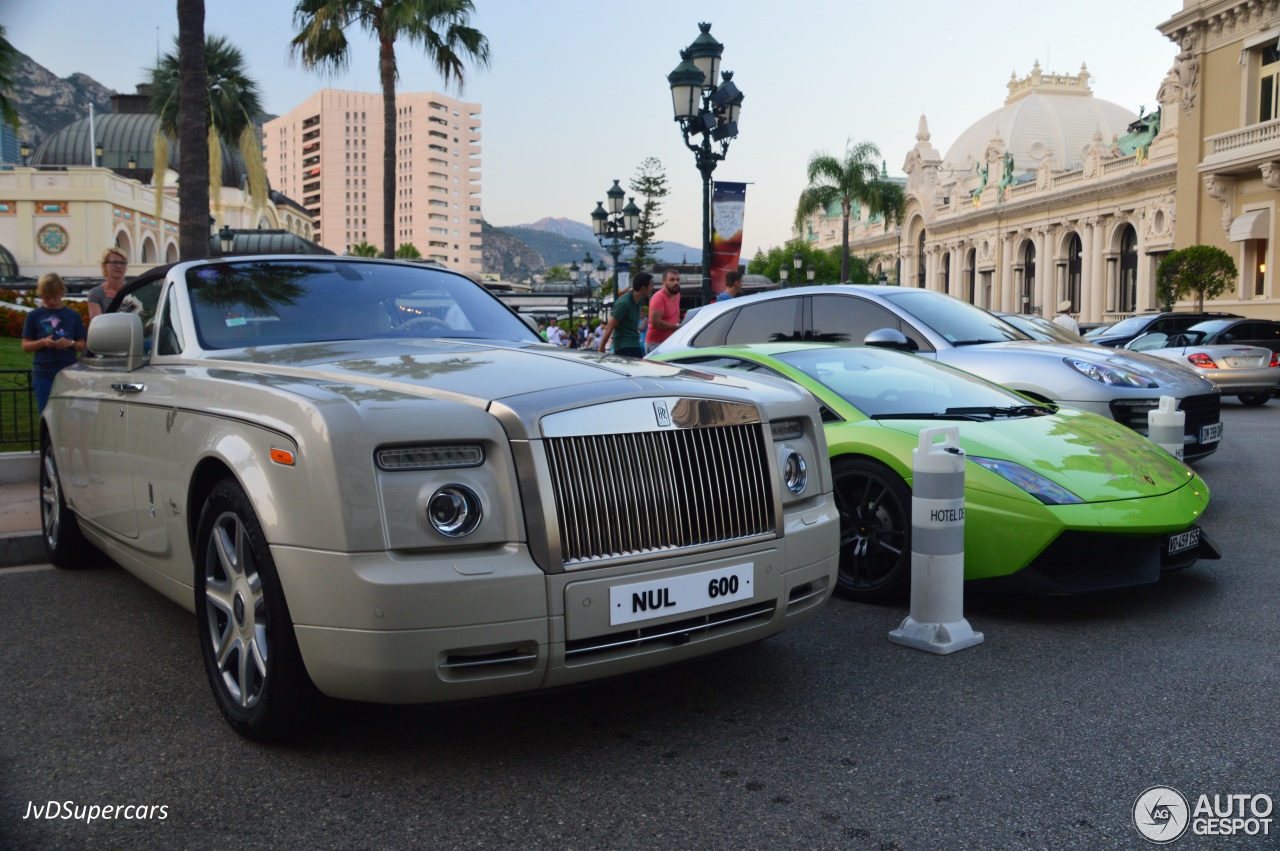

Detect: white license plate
[1200, 422, 1224, 444]
[609, 563, 753, 626]
[1167, 527, 1200, 556]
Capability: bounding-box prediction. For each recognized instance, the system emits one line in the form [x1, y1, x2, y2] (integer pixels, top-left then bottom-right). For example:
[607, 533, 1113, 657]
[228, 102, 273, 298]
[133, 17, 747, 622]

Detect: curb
[0, 531, 46, 569]
[0, 452, 38, 484]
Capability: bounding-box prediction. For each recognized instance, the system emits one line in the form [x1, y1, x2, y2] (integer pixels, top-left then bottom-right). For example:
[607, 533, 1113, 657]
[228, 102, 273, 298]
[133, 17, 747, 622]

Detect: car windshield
[185, 260, 538, 350]
[774, 346, 1044, 418]
[1095, 314, 1154, 337]
[879, 289, 1027, 345]
[999, 313, 1083, 344]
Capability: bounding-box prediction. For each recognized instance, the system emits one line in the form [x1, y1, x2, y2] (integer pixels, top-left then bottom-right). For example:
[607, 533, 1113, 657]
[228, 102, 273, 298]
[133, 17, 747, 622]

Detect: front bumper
[273, 497, 838, 704]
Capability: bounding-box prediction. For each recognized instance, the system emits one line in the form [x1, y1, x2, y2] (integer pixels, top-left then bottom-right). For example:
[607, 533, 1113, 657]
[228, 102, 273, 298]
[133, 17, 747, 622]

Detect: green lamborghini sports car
[652, 342, 1219, 602]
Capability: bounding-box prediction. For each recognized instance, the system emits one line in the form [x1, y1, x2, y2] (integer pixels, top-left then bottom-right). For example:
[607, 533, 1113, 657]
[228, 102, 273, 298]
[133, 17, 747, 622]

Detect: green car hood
[872, 407, 1196, 502]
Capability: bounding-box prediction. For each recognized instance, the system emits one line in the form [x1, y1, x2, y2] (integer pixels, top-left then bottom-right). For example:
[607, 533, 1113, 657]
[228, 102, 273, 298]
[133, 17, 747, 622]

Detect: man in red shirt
[645, 268, 682, 351]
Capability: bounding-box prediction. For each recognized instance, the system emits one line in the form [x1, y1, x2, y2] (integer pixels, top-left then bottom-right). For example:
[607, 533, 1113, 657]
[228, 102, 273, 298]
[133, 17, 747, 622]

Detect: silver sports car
[41, 256, 839, 740]
[652, 285, 1223, 459]
[1126, 329, 1280, 406]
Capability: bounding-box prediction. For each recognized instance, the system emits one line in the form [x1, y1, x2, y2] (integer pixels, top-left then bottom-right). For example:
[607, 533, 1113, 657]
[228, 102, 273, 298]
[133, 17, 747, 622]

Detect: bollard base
[889, 616, 984, 655]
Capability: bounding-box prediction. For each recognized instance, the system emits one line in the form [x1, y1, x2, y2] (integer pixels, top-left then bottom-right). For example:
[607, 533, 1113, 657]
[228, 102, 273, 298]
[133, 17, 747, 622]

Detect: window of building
[1118, 225, 1138, 313]
[1067, 233, 1082, 311]
[1260, 43, 1280, 123]
[1020, 241, 1036, 313]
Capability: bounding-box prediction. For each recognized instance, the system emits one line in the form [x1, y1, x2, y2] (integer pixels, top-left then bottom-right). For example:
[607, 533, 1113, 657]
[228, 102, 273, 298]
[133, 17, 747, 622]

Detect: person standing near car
[645, 268, 682, 351]
[717, 270, 744, 302]
[86, 246, 128, 325]
[1053, 300, 1080, 335]
[22, 272, 87, 413]
[597, 272, 653, 358]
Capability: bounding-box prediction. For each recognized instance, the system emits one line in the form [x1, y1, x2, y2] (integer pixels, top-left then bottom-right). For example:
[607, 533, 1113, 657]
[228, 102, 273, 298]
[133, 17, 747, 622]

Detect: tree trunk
[177, 0, 210, 260]
[380, 34, 396, 259]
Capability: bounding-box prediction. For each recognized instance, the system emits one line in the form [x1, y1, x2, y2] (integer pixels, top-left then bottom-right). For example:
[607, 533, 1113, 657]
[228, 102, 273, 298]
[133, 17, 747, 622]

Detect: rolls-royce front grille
[545, 422, 775, 565]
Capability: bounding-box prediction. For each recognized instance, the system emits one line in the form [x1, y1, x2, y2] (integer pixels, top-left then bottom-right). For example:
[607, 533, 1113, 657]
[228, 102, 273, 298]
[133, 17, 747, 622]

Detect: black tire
[195, 478, 320, 741]
[1237, 392, 1271, 407]
[39, 440, 98, 568]
[832, 456, 912, 604]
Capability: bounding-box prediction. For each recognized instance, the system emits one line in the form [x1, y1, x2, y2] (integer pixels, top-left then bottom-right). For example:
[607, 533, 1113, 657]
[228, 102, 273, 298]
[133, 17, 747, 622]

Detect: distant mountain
[480, 220, 548, 280]
[512, 218, 701, 266]
[8, 51, 116, 147]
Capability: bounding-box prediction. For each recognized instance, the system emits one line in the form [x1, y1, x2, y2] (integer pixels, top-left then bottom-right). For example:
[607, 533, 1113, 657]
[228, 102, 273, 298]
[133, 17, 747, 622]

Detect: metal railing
[0, 370, 37, 452]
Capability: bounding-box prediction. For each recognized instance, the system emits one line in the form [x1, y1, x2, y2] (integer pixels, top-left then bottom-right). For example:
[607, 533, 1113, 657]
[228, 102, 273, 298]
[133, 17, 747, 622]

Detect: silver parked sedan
[41, 256, 839, 741]
[1126, 329, 1280, 406]
[652, 285, 1223, 459]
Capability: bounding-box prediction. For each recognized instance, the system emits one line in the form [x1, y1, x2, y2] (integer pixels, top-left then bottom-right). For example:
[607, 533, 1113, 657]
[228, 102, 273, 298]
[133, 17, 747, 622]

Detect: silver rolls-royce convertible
[41, 256, 838, 741]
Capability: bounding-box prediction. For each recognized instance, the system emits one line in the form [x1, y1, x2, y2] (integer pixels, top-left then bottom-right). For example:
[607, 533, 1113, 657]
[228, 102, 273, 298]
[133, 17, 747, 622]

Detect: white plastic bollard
[889, 426, 984, 655]
[1147, 395, 1185, 461]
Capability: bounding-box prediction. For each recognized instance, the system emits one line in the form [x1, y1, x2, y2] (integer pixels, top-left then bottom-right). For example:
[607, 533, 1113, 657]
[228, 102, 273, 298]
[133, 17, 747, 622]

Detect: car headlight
[968, 457, 1083, 505]
[427, 485, 483, 537]
[782, 450, 808, 495]
[1064, 357, 1158, 388]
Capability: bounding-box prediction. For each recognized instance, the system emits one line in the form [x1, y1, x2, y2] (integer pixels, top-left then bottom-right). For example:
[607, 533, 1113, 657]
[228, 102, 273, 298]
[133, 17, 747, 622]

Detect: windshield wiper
[943, 404, 1057, 418]
[870, 411, 989, 422]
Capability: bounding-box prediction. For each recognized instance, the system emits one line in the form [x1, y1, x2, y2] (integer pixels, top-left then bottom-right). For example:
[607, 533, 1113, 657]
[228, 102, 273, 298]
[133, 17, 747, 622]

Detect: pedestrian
[546, 322, 568, 347]
[597, 272, 653, 357]
[645, 268, 682, 351]
[717, 270, 744, 302]
[1053, 300, 1080, 335]
[22, 272, 87, 413]
[87, 246, 129, 325]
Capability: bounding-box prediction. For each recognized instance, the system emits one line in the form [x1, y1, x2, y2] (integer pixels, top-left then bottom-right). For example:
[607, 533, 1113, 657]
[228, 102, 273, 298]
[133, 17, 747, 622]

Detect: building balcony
[1201, 118, 1280, 174]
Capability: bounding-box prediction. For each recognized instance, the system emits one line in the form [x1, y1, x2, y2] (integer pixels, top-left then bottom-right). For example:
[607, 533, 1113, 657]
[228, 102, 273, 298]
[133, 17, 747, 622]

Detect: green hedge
[0, 289, 91, 338]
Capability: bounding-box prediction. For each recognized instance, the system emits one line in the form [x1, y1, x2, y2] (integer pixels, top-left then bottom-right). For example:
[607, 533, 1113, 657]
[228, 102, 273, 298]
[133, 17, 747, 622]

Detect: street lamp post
[667, 22, 744, 308]
[20, 141, 30, 166]
[591, 180, 640, 292]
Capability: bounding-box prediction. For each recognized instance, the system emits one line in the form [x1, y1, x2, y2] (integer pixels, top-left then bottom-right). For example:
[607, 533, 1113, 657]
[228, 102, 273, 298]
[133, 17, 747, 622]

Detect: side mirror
[88, 312, 147, 371]
[863, 327, 916, 352]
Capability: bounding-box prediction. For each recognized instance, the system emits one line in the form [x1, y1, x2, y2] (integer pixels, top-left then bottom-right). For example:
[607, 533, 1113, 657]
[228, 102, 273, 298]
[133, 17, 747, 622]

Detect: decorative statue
[997, 151, 1015, 201]
[971, 161, 988, 207]
[1175, 36, 1198, 114]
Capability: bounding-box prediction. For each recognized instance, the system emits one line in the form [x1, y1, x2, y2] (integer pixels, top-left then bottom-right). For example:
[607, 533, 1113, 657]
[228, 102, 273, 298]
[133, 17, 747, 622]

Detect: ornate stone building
[800, 63, 1179, 324]
[1159, 0, 1280, 319]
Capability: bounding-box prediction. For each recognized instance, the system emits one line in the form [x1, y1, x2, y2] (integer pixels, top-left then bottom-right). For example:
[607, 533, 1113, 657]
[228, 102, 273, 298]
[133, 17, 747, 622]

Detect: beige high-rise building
[263, 89, 482, 273]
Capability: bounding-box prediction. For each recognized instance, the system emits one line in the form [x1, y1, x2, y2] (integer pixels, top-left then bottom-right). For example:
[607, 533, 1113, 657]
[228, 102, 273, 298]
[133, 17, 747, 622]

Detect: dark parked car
[1086, 311, 1241, 348]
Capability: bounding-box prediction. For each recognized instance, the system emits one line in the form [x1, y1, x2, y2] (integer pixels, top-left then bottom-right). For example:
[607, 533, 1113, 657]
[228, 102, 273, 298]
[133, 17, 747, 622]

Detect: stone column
[1080, 220, 1095, 322]
[1000, 232, 1016, 311]
[1088, 218, 1107, 322]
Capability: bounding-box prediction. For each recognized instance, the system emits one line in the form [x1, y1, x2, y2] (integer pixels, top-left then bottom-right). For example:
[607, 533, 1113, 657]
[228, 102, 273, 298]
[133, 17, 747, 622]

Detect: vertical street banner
[711, 182, 747, 295]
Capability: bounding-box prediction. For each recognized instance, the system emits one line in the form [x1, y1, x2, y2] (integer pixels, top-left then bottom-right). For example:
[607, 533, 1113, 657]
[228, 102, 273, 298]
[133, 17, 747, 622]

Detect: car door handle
[111, 383, 146, 393]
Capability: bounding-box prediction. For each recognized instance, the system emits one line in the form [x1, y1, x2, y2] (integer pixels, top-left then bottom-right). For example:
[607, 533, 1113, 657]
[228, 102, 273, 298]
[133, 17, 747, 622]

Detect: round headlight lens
[783, 450, 808, 495]
[427, 485, 482, 537]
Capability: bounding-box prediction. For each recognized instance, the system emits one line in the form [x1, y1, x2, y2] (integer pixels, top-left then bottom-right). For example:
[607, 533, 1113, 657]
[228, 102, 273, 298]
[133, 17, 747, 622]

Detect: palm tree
[176, 0, 210, 260]
[290, 0, 491, 260]
[349, 240, 381, 256]
[0, 25, 21, 134]
[794, 140, 884, 284]
[152, 34, 269, 243]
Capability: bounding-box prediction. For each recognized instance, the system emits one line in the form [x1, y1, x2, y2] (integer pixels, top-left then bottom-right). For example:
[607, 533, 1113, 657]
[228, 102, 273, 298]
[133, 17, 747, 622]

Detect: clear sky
[6, 1, 1182, 258]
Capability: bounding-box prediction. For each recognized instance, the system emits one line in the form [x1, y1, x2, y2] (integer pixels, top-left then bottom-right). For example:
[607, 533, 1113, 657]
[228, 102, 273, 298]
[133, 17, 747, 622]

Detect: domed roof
[940, 63, 1137, 182]
[31, 112, 248, 188]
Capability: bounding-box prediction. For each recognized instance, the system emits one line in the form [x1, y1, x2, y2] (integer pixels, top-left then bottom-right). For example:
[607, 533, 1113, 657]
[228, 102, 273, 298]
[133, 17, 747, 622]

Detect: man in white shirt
[1052, 300, 1080, 335]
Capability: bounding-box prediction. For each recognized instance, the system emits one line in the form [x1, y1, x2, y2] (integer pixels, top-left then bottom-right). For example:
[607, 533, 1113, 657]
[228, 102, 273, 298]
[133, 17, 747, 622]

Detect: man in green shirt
[597, 272, 653, 357]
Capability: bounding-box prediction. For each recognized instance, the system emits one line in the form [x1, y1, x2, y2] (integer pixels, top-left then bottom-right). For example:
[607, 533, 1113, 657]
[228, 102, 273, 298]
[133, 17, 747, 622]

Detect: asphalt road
[2, 403, 1277, 850]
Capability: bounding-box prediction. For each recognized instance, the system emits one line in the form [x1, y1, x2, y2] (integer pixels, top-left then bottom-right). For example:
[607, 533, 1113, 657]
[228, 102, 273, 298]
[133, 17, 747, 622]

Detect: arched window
[1118, 225, 1138, 313]
[965, 248, 976, 304]
[1067, 234, 1083, 311]
[1022, 241, 1036, 314]
[0, 244, 18, 281]
[916, 230, 927, 288]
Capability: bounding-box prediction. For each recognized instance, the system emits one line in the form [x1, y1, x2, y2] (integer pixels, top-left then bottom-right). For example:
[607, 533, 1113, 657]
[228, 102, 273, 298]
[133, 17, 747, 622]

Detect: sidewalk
[0, 453, 47, 568]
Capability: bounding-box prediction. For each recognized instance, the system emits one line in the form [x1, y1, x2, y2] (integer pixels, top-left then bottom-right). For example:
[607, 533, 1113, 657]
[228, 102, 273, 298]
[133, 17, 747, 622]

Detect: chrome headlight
[780, 449, 808, 495]
[427, 485, 483, 537]
[1064, 357, 1158, 388]
[968, 457, 1083, 505]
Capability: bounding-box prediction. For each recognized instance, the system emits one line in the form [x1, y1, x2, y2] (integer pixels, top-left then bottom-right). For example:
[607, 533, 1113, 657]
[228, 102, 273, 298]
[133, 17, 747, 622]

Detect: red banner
[710, 182, 747, 294]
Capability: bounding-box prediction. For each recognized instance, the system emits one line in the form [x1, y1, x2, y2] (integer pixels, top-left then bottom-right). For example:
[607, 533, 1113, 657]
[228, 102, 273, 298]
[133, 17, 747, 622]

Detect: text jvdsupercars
[23, 801, 169, 823]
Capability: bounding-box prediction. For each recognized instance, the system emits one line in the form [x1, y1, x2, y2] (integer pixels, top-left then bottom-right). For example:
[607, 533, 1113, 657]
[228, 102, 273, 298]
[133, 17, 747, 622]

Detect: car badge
[653, 401, 672, 428]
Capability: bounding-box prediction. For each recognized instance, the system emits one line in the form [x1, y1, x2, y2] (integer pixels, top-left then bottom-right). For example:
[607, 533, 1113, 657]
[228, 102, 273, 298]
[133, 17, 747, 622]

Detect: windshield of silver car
[186, 261, 538, 349]
[880, 289, 1029, 346]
